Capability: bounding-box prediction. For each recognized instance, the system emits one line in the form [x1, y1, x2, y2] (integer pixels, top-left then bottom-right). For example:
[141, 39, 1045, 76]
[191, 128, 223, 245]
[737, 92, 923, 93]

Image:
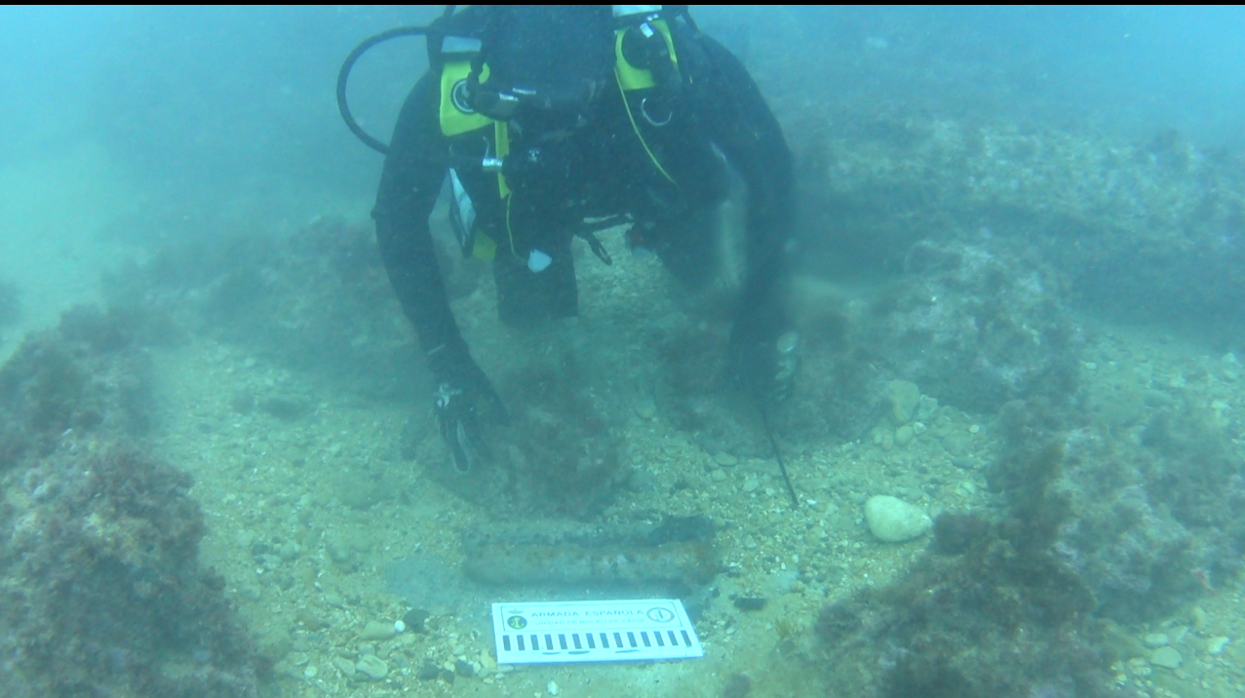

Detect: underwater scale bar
[491, 599, 704, 664]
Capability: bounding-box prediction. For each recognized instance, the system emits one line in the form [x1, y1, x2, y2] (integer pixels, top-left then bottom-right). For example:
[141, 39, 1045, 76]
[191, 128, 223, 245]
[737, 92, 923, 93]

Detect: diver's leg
[651, 204, 720, 290]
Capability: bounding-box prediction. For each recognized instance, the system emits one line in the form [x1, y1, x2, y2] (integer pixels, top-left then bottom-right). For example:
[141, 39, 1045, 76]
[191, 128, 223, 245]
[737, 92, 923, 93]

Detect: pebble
[742, 478, 760, 493]
[1149, 646, 1182, 669]
[1143, 633, 1169, 648]
[1206, 636, 1230, 655]
[355, 654, 388, 680]
[886, 380, 921, 423]
[894, 425, 914, 447]
[714, 452, 738, 467]
[863, 495, 932, 543]
[634, 399, 657, 420]
[359, 620, 396, 641]
[547, 680, 561, 696]
[711, 470, 727, 483]
[1190, 606, 1207, 629]
[303, 665, 318, 679]
[942, 432, 971, 456]
[331, 656, 356, 678]
[403, 608, 431, 633]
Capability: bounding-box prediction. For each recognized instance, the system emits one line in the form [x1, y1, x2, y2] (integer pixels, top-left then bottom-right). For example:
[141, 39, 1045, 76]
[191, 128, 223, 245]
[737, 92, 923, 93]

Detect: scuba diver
[365, 6, 794, 472]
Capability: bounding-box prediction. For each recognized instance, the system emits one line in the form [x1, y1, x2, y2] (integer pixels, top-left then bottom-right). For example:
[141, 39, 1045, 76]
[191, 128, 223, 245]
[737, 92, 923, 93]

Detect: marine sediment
[462, 516, 718, 587]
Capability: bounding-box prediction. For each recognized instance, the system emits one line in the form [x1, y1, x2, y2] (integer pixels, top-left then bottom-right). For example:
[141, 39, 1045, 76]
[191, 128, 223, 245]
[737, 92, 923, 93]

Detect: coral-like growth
[990, 395, 1231, 624]
[861, 241, 1083, 414]
[816, 443, 1118, 698]
[0, 306, 266, 697]
[105, 216, 438, 400]
[0, 448, 266, 697]
[0, 306, 152, 466]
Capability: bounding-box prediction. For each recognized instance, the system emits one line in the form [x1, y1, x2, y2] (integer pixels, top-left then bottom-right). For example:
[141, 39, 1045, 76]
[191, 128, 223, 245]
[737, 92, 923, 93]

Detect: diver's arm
[686, 34, 796, 392]
[372, 73, 483, 386]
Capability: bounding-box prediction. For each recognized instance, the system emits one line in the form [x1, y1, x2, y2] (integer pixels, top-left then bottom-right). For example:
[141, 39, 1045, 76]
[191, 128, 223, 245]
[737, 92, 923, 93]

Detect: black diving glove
[428, 351, 507, 473]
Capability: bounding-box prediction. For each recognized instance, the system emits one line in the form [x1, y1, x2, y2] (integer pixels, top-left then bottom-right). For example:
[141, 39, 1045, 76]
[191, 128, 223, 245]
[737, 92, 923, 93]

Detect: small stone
[1189, 606, 1207, 629]
[355, 654, 388, 680]
[911, 421, 927, 435]
[951, 457, 976, 471]
[479, 650, 497, 671]
[711, 470, 727, 483]
[417, 663, 440, 681]
[714, 452, 738, 467]
[1206, 636, 1229, 655]
[886, 380, 921, 424]
[359, 620, 396, 641]
[894, 425, 915, 447]
[1143, 633, 1169, 648]
[303, 665, 319, 679]
[403, 608, 431, 633]
[455, 659, 476, 677]
[547, 680, 561, 696]
[394, 620, 406, 633]
[942, 432, 971, 457]
[634, 399, 657, 420]
[864, 495, 932, 543]
[733, 597, 767, 611]
[331, 656, 356, 678]
[742, 478, 760, 493]
[1148, 646, 1182, 669]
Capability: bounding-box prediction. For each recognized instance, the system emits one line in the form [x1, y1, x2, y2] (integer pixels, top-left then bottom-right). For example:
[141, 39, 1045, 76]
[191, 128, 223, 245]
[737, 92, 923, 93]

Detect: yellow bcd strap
[614, 19, 679, 186]
[613, 18, 678, 91]
[439, 61, 492, 137]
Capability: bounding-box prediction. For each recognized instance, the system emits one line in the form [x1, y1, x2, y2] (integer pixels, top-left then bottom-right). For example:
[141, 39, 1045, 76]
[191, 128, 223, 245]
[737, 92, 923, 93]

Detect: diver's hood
[455, 6, 617, 122]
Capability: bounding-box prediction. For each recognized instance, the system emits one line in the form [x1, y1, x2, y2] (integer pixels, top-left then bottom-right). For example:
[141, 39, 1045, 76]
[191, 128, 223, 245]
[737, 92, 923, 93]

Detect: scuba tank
[337, 5, 697, 154]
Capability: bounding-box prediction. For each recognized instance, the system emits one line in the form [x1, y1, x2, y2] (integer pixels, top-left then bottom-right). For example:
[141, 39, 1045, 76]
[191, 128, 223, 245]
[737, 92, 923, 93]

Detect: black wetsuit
[372, 15, 793, 400]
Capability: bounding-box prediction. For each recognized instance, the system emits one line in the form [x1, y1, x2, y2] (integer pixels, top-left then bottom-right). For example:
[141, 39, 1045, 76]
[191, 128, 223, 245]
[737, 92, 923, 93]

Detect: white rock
[547, 680, 561, 696]
[864, 495, 932, 543]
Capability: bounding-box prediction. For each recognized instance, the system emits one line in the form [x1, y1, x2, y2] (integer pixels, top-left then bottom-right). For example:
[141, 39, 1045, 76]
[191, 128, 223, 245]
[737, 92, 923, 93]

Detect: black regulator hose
[336, 26, 433, 155]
